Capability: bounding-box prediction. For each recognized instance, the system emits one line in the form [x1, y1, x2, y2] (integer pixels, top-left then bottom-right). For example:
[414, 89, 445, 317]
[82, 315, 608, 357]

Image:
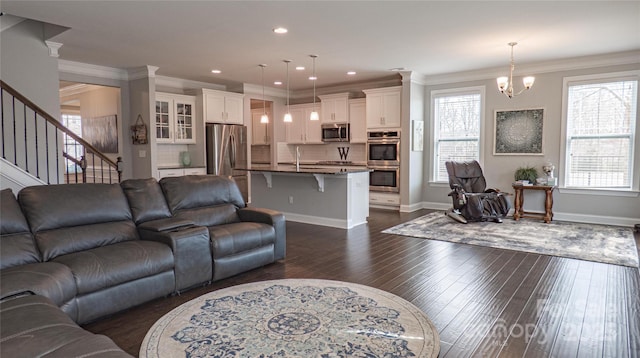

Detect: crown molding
[59, 83, 104, 97]
[399, 70, 427, 85]
[424, 50, 640, 86]
[155, 75, 226, 91]
[0, 14, 25, 32]
[291, 75, 402, 100]
[44, 41, 62, 58]
[128, 65, 159, 81]
[58, 59, 128, 81]
[242, 83, 287, 98]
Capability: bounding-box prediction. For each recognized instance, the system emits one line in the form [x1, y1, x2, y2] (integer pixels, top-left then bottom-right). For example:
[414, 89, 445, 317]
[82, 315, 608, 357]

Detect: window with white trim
[62, 114, 83, 173]
[431, 87, 483, 182]
[564, 75, 637, 190]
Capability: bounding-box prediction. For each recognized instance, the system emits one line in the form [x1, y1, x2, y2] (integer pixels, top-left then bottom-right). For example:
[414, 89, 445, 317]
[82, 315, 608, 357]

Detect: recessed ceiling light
[273, 27, 288, 34]
[308, 76, 317, 81]
[389, 67, 405, 72]
[274, 81, 283, 85]
[211, 69, 221, 74]
[295, 66, 305, 71]
[347, 71, 356, 76]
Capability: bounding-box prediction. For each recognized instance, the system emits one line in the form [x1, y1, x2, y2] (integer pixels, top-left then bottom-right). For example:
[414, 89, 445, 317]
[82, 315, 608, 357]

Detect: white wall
[422, 62, 640, 226]
[1, 20, 60, 118]
[128, 76, 155, 179]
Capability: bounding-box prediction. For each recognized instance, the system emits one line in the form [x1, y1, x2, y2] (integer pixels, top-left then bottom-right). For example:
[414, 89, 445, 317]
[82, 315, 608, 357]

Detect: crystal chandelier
[496, 42, 535, 98]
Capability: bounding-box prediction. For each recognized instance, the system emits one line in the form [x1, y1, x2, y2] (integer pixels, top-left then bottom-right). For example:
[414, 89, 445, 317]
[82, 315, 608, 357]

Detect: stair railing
[1, 80, 122, 184]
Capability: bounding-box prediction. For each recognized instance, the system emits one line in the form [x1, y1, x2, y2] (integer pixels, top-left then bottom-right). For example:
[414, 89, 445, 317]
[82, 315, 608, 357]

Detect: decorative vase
[180, 151, 191, 167]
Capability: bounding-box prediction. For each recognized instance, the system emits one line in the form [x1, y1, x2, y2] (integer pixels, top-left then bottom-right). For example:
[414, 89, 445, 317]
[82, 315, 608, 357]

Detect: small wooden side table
[512, 184, 557, 223]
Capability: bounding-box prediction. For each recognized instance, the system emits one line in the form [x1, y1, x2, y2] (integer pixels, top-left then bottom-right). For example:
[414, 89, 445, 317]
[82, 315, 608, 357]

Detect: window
[61, 114, 83, 173]
[563, 73, 638, 190]
[431, 87, 484, 182]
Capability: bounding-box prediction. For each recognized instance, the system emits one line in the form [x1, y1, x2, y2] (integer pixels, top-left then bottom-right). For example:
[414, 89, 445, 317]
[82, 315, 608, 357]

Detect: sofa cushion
[0, 189, 40, 269]
[18, 183, 132, 232]
[52, 241, 174, 295]
[1, 188, 30, 234]
[121, 178, 172, 224]
[173, 205, 240, 228]
[0, 262, 76, 307]
[0, 295, 132, 358]
[160, 175, 245, 226]
[35, 221, 138, 262]
[209, 222, 276, 259]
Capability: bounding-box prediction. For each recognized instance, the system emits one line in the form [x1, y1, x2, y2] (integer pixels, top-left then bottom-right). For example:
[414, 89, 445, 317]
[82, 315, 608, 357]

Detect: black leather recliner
[445, 160, 511, 224]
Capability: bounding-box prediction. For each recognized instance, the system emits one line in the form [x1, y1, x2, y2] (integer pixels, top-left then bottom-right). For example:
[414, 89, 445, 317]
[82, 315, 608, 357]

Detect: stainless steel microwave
[321, 123, 350, 142]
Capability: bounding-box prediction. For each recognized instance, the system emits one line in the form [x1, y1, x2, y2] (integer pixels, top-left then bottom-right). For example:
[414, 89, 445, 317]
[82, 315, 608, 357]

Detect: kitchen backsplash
[277, 142, 366, 164]
[157, 144, 190, 167]
[251, 145, 271, 163]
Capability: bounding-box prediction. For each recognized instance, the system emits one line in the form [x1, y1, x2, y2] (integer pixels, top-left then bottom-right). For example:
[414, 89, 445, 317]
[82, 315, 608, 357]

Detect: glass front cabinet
[155, 93, 196, 144]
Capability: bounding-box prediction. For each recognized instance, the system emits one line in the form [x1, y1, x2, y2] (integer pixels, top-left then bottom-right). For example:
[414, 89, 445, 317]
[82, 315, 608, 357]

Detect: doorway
[59, 81, 122, 182]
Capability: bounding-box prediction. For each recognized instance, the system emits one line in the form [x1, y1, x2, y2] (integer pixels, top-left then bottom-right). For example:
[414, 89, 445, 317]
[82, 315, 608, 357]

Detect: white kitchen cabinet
[285, 104, 323, 144]
[199, 89, 244, 124]
[319, 93, 349, 123]
[369, 192, 400, 207]
[363, 86, 401, 129]
[285, 106, 306, 144]
[349, 99, 367, 143]
[251, 111, 270, 145]
[155, 93, 196, 144]
[304, 106, 323, 143]
[157, 167, 206, 179]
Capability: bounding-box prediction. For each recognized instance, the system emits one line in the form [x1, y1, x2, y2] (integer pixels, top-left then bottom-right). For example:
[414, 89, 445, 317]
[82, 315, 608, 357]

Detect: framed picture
[83, 114, 118, 153]
[412, 120, 424, 152]
[494, 108, 544, 155]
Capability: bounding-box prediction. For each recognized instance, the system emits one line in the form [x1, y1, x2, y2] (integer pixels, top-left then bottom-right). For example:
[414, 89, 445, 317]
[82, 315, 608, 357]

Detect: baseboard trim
[282, 212, 366, 230]
[420, 201, 451, 211]
[1, 158, 46, 192]
[399, 202, 424, 213]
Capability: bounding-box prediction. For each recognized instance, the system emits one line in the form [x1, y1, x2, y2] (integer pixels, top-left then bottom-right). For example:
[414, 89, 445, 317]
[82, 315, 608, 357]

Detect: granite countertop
[235, 164, 371, 175]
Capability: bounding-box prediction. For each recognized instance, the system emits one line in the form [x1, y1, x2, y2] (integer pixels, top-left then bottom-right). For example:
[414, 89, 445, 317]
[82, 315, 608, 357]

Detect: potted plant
[514, 166, 539, 184]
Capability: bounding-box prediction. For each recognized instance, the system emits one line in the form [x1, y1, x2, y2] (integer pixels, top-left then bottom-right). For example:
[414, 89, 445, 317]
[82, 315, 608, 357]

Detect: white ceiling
[2, 1, 639, 91]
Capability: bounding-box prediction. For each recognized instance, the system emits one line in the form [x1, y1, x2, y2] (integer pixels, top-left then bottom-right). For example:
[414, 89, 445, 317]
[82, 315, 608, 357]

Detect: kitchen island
[236, 164, 370, 229]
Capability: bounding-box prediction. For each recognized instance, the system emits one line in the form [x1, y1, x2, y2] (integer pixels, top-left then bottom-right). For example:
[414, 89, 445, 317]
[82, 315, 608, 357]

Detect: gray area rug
[382, 212, 639, 267]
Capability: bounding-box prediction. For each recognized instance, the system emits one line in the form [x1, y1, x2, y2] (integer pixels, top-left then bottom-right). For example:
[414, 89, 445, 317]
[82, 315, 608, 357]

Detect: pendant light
[496, 42, 535, 98]
[259, 64, 269, 123]
[309, 55, 319, 121]
[283, 59, 292, 123]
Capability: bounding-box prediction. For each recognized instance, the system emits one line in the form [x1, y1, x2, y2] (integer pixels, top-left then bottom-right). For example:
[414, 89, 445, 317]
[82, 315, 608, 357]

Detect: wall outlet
[139, 150, 146, 158]
[288, 196, 294, 204]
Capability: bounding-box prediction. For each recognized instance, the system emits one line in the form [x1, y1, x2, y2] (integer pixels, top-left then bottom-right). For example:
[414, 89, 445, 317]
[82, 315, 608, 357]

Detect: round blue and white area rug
[140, 279, 440, 358]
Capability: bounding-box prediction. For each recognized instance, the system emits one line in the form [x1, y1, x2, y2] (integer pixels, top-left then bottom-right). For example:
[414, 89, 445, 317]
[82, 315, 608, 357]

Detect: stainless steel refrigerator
[205, 123, 248, 202]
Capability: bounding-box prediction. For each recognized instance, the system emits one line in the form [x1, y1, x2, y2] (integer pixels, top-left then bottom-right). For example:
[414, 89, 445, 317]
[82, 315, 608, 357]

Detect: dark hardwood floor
[84, 209, 640, 357]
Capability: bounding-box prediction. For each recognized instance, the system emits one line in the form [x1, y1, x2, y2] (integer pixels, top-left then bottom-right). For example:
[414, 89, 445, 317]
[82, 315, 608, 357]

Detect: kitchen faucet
[296, 146, 300, 171]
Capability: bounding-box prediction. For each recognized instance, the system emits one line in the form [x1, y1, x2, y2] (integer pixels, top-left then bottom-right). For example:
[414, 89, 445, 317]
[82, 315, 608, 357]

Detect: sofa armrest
[139, 226, 212, 291]
[138, 217, 195, 232]
[238, 207, 286, 260]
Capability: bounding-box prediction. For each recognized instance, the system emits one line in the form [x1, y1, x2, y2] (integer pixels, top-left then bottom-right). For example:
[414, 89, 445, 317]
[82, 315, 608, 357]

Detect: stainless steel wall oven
[369, 166, 400, 192]
[367, 130, 400, 192]
[367, 130, 400, 166]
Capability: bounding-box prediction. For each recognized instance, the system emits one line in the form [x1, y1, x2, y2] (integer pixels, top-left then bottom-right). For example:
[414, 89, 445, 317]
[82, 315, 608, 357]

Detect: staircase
[1, 80, 122, 188]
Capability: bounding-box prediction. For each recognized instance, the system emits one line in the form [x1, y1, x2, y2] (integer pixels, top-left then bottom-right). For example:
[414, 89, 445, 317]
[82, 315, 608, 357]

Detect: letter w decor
[337, 147, 349, 160]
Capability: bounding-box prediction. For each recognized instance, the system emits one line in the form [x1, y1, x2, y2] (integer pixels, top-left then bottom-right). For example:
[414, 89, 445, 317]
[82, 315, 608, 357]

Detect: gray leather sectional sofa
[0, 175, 285, 357]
